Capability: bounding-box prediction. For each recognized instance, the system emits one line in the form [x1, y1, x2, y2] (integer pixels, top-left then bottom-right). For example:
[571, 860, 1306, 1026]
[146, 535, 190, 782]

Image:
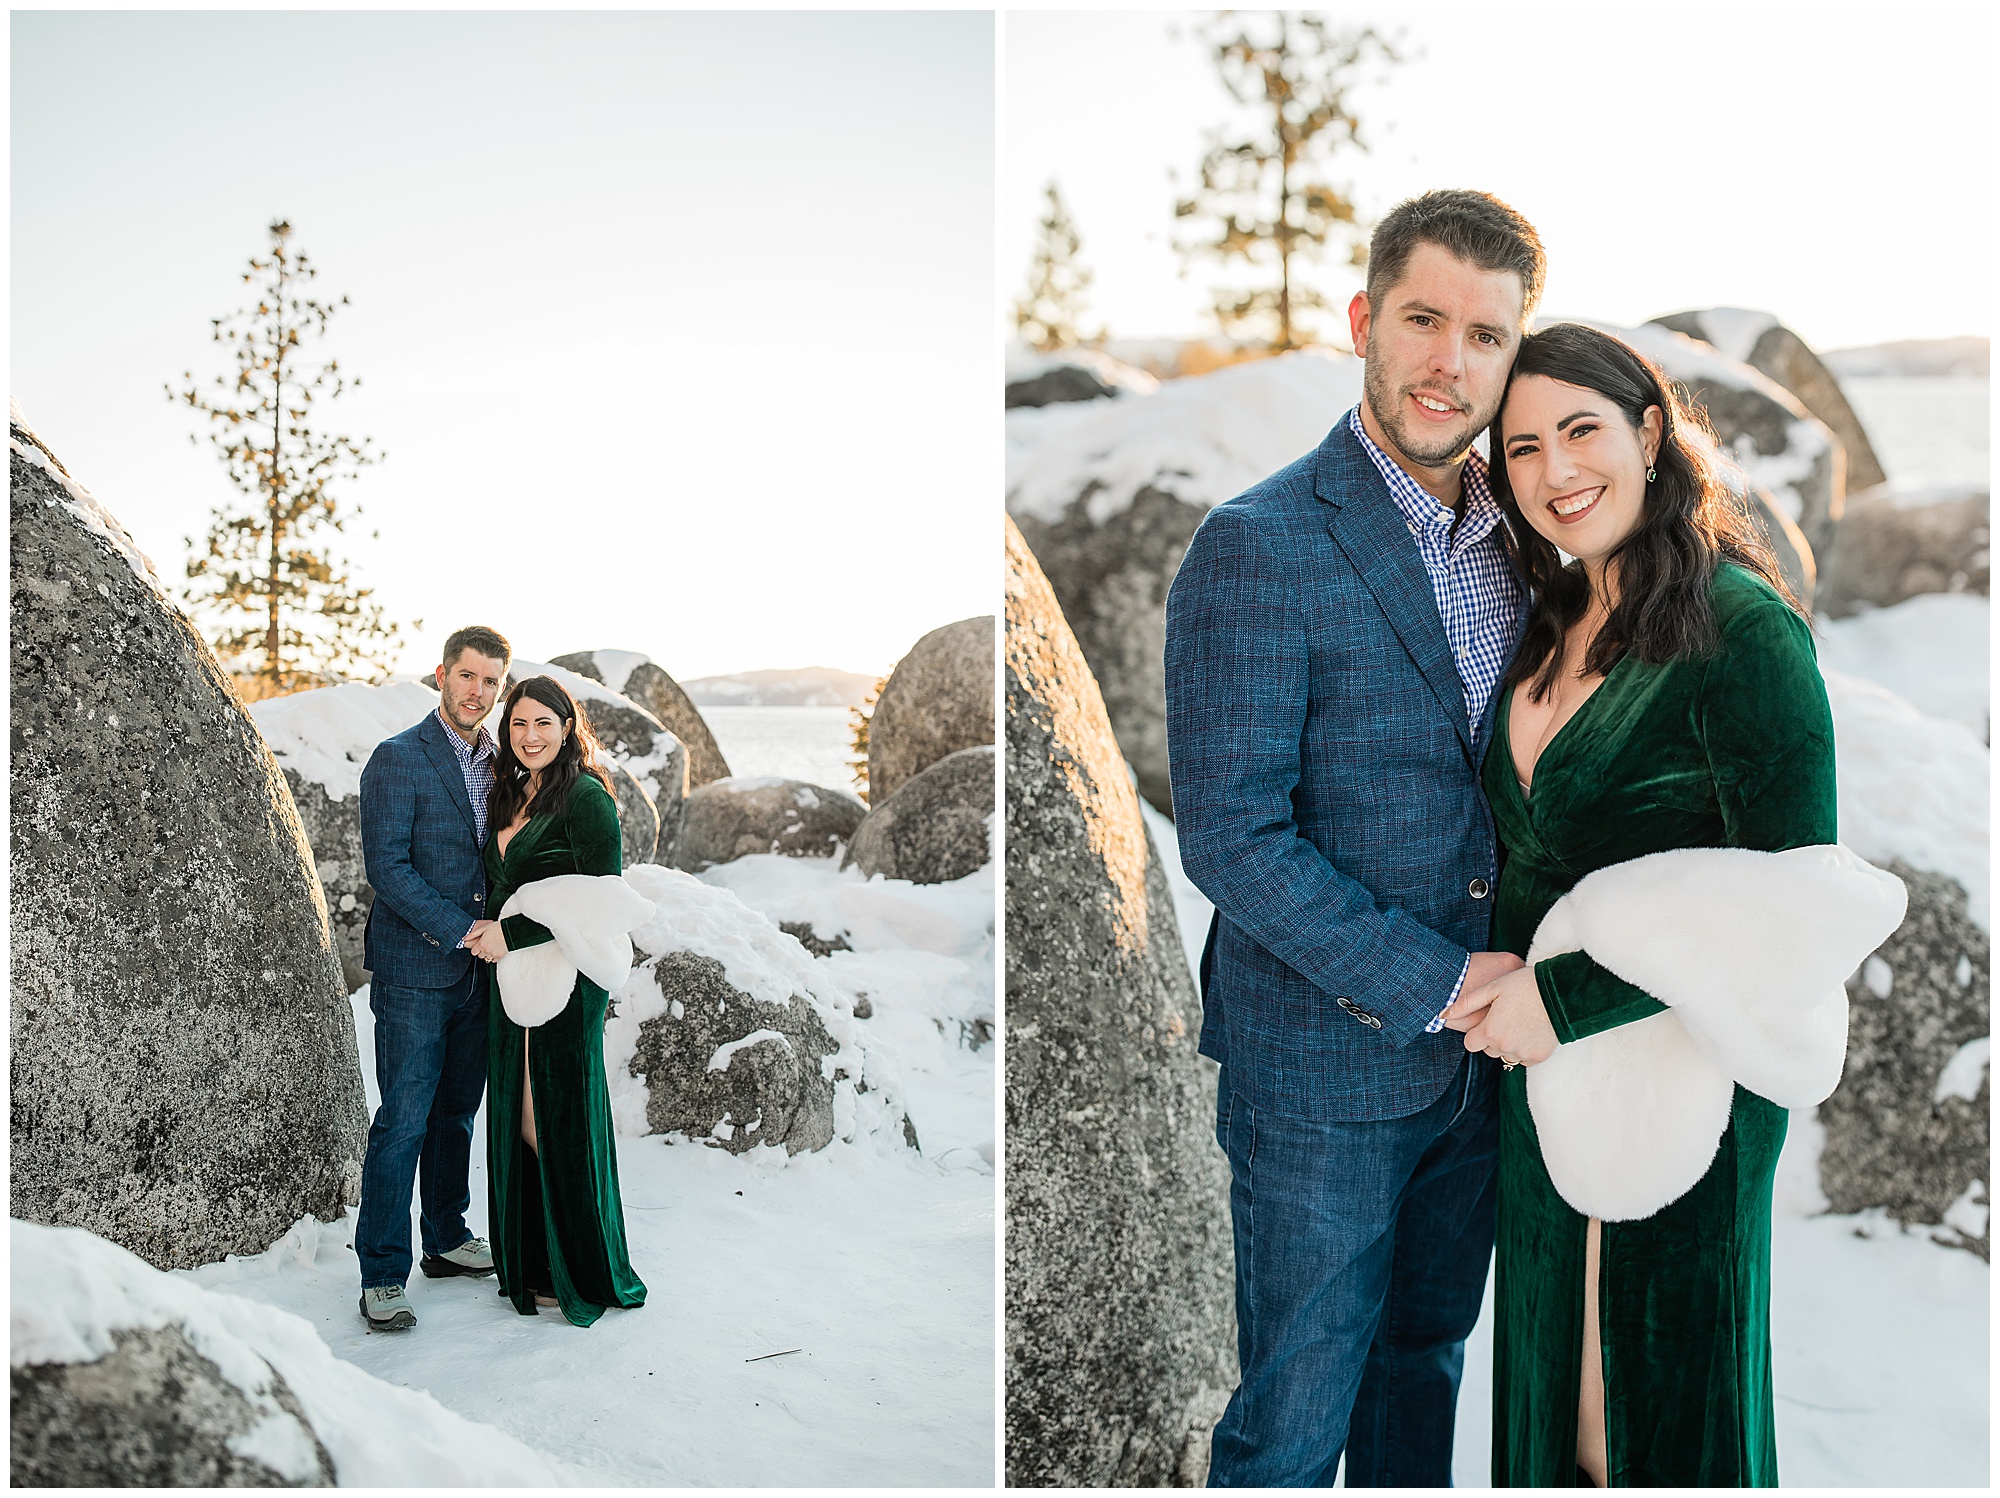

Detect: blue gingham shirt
[1347, 408, 1522, 1031]
[437, 707, 497, 949]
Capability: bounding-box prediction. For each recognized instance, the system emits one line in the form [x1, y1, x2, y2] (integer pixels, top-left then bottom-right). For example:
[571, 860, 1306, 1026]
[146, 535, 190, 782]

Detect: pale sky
[13, 11, 995, 681]
[1003, 9, 1993, 354]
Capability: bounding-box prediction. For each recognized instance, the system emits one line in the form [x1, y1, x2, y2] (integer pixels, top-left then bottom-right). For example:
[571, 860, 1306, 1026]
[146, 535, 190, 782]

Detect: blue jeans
[354, 969, 489, 1288]
[1207, 1053, 1499, 1487]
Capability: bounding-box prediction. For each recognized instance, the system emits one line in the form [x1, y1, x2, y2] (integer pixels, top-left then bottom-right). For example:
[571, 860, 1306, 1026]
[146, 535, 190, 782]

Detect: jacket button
[1469, 878, 1490, 899]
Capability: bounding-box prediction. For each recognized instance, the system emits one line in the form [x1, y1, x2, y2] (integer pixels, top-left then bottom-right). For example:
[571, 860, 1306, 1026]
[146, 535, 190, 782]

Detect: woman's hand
[1443, 963, 1558, 1067]
[465, 922, 509, 962]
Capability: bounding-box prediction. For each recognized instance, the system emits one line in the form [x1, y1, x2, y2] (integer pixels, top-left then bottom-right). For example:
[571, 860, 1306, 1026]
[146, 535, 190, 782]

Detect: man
[353, 625, 513, 1332]
[1163, 190, 1546, 1485]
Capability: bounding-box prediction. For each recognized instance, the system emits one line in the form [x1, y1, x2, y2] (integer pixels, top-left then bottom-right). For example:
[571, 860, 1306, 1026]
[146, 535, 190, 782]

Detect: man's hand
[463, 921, 509, 962]
[1444, 964, 1558, 1067]
[1464, 949, 1526, 997]
[460, 919, 496, 950]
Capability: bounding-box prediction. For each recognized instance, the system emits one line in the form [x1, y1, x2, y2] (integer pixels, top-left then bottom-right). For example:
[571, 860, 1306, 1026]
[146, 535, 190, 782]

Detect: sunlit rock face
[866, 615, 995, 805]
[9, 408, 366, 1272]
[1820, 861, 1990, 1260]
[1003, 516, 1234, 1487]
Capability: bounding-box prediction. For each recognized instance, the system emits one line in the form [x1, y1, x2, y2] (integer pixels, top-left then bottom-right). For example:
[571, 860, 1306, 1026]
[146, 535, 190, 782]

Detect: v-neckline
[1502, 653, 1628, 806]
[495, 814, 542, 864]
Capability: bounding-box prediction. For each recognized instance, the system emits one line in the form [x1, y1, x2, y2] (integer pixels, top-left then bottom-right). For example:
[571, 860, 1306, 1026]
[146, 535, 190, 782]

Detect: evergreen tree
[1015, 182, 1100, 352]
[1175, 14, 1398, 351]
[847, 672, 890, 802]
[169, 219, 407, 698]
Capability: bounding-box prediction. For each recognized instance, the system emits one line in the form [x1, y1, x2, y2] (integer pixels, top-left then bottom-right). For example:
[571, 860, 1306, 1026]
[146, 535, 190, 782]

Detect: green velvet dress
[484, 771, 648, 1328]
[1484, 564, 1837, 1487]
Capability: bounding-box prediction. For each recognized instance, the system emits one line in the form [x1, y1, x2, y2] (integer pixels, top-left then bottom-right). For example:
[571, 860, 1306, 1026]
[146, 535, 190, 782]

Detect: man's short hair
[440, 625, 512, 672]
[1366, 190, 1547, 323]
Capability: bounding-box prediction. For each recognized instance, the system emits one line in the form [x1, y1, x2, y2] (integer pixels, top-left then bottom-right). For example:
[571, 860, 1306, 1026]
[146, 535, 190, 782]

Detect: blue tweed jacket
[1164, 416, 1526, 1122]
[360, 709, 491, 988]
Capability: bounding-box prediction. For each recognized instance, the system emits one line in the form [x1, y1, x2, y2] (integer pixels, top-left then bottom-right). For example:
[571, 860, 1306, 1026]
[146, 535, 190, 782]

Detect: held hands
[463, 919, 509, 963]
[1443, 953, 1558, 1068]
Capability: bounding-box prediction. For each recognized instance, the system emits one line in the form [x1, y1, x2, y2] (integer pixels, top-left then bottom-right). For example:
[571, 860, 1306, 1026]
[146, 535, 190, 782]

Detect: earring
[1646, 465, 1657, 482]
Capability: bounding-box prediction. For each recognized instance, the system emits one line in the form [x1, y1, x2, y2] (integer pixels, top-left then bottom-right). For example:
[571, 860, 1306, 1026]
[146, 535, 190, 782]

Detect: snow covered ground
[153, 716, 998, 1485]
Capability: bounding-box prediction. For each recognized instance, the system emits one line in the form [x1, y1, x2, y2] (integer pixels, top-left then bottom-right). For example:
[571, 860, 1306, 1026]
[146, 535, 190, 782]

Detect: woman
[1441, 324, 1882, 1486]
[466, 674, 648, 1327]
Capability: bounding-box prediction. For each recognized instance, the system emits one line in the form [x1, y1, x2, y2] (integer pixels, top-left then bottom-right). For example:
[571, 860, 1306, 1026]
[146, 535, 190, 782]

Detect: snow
[1933, 1036, 1990, 1105]
[1822, 668, 1989, 929]
[11, 1220, 578, 1485]
[590, 649, 652, 695]
[248, 679, 439, 799]
[10, 395, 165, 593]
[1139, 794, 1212, 982]
[1680, 306, 1780, 364]
[1006, 347, 1365, 525]
[123, 702, 996, 1485]
[502, 658, 679, 800]
[1817, 594, 1988, 737]
[1837, 375, 1991, 499]
[1005, 341, 1162, 395]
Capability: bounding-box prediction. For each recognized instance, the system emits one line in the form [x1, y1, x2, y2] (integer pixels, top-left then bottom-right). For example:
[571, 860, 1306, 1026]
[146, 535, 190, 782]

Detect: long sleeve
[359, 741, 478, 949]
[1165, 505, 1467, 1044]
[1533, 587, 1836, 1044]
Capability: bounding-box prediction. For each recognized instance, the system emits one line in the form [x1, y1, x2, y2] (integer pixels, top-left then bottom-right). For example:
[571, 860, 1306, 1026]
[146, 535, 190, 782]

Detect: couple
[1165, 190, 1902, 1486]
[352, 626, 647, 1332]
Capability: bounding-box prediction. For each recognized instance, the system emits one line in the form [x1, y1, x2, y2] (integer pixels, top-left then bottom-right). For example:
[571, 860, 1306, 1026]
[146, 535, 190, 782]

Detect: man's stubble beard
[1361, 341, 1497, 470]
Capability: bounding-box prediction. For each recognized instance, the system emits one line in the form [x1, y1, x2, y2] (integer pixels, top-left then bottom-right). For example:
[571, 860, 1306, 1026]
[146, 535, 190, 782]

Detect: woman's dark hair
[1489, 322, 1803, 703]
[486, 674, 614, 832]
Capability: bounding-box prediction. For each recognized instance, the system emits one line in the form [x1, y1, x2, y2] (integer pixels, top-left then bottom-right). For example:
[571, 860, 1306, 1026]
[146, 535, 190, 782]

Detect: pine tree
[1175, 14, 1398, 351]
[847, 673, 890, 802]
[1015, 182, 1100, 352]
[169, 219, 408, 699]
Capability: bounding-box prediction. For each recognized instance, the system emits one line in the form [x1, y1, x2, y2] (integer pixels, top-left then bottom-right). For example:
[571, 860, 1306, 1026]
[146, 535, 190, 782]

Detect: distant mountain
[682, 667, 879, 708]
[1823, 337, 1989, 379]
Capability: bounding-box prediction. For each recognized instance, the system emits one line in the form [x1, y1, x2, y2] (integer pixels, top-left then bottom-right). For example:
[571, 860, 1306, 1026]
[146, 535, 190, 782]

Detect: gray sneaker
[421, 1235, 495, 1279]
[360, 1285, 417, 1333]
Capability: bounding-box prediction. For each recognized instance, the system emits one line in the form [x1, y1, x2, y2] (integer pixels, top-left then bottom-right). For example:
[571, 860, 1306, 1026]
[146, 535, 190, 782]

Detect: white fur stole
[494, 874, 656, 1028]
[1523, 844, 1906, 1221]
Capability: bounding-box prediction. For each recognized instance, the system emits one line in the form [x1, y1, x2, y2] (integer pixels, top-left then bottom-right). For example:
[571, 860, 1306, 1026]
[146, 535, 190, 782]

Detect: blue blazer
[1163, 415, 1525, 1122]
[360, 710, 490, 988]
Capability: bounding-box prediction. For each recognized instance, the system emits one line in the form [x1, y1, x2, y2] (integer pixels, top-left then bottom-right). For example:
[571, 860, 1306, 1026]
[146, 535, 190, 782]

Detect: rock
[1818, 861, 1990, 1259]
[509, 659, 687, 866]
[626, 951, 839, 1155]
[1651, 309, 1888, 492]
[9, 411, 368, 1271]
[844, 745, 994, 885]
[285, 769, 373, 993]
[247, 680, 438, 994]
[675, 777, 866, 869]
[1006, 346, 1162, 408]
[1008, 352, 1365, 815]
[1003, 516, 1235, 1486]
[867, 616, 996, 804]
[11, 1325, 334, 1487]
[1607, 320, 1845, 565]
[614, 867, 918, 1155]
[550, 650, 731, 787]
[1814, 488, 1990, 618]
[777, 921, 852, 958]
[602, 760, 661, 873]
[1012, 488, 1207, 815]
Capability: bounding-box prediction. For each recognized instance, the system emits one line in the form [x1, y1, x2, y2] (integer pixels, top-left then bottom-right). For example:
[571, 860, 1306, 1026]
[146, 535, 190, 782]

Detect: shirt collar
[435, 704, 495, 762]
[1346, 405, 1504, 546]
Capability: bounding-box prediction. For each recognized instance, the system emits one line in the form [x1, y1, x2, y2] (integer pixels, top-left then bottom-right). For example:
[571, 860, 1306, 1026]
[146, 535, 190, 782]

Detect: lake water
[701, 705, 863, 793]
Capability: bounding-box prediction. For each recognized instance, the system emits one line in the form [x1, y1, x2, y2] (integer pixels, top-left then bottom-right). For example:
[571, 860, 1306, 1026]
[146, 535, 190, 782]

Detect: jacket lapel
[418, 711, 480, 841]
[1315, 421, 1471, 752]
